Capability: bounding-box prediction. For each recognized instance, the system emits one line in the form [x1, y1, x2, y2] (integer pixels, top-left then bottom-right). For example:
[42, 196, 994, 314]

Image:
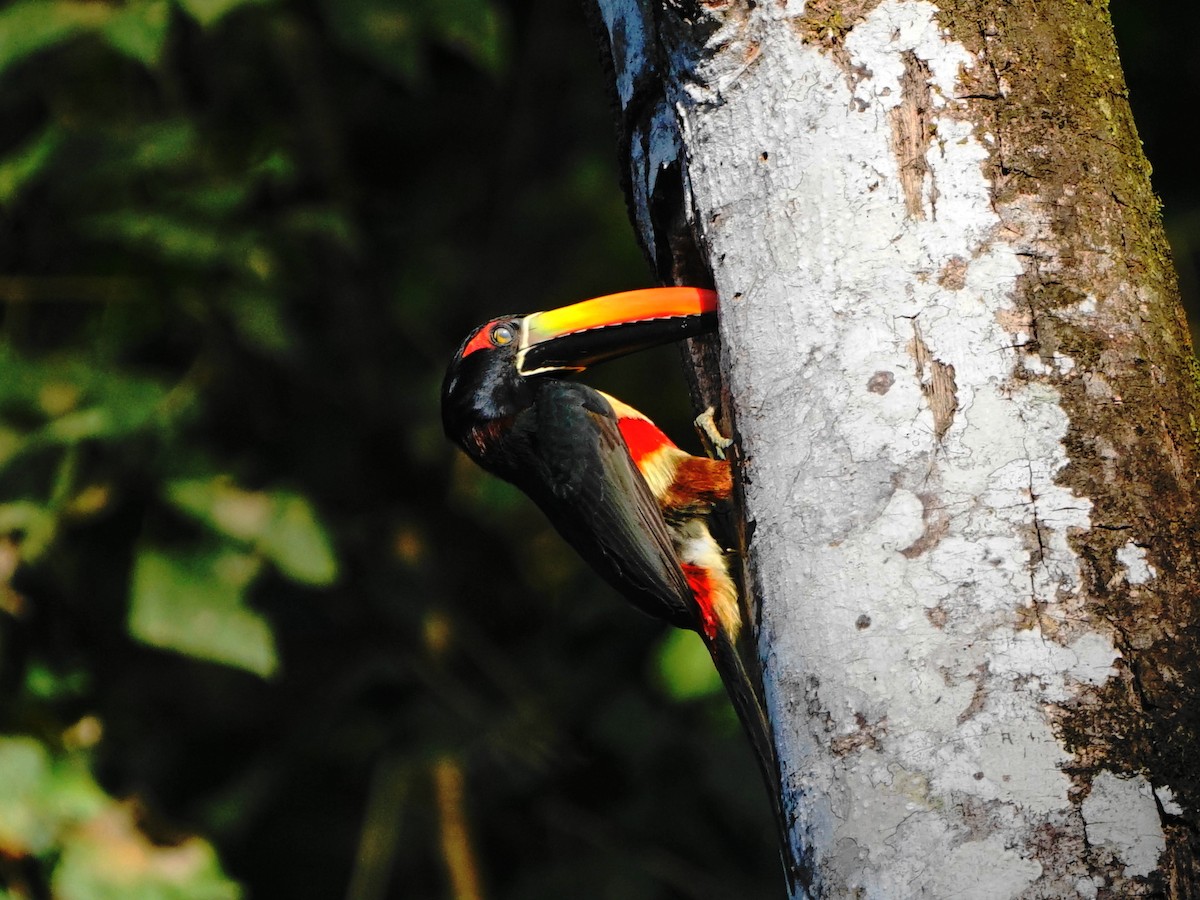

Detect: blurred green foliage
[0, 734, 240, 900]
[0, 0, 772, 897]
[0, 1, 1194, 898]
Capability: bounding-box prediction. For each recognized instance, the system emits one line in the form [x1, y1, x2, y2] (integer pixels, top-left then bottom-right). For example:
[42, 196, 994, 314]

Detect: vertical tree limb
[586, 0, 1200, 895]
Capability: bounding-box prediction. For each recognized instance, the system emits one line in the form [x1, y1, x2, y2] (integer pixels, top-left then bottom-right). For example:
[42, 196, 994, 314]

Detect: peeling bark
[909, 320, 957, 443]
[586, 0, 1200, 897]
[891, 51, 937, 220]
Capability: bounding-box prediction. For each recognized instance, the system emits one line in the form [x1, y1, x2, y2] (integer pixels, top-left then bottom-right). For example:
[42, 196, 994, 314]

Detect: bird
[441, 287, 803, 892]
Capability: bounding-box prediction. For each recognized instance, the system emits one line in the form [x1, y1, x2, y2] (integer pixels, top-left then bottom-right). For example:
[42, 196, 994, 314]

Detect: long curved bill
[516, 287, 718, 377]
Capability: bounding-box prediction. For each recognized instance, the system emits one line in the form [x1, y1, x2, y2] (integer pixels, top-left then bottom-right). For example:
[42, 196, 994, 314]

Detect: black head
[441, 287, 719, 458]
[441, 315, 531, 455]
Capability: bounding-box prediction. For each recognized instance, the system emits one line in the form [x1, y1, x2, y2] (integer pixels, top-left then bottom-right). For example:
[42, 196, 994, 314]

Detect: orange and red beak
[516, 287, 718, 377]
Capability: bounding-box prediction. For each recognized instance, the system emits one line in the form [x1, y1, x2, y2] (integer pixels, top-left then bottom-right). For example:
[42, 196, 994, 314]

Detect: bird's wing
[525, 380, 694, 628]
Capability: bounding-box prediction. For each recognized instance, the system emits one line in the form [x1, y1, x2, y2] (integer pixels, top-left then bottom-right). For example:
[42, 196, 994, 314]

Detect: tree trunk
[586, 1, 1200, 896]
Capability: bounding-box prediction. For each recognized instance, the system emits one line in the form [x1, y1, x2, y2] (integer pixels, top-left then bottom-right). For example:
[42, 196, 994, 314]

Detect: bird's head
[441, 287, 718, 450]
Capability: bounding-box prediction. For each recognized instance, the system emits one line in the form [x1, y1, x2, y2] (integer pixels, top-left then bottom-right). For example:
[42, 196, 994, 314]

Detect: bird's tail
[707, 630, 810, 896]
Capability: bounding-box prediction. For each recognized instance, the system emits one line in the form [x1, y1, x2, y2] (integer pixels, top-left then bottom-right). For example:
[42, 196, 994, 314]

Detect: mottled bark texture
[587, 0, 1200, 897]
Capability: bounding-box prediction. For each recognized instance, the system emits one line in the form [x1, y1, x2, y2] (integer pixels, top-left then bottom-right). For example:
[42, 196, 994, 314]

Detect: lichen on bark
[586, 0, 1200, 894]
[940, 4, 1200, 889]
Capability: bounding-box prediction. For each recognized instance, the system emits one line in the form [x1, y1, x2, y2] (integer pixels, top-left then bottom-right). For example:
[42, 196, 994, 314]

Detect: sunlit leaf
[63, 483, 113, 520]
[41, 408, 113, 443]
[0, 737, 107, 857]
[0, 427, 22, 468]
[655, 629, 723, 700]
[29, 390, 167, 446]
[128, 546, 278, 677]
[0, 1, 110, 77]
[0, 736, 240, 898]
[165, 478, 338, 585]
[0, 737, 56, 855]
[166, 478, 271, 543]
[0, 125, 62, 207]
[0, 348, 169, 439]
[99, 0, 170, 67]
[0, 502, 58, 563]
[52, 805, 242, 900]
[37, 381, 81, 417]
[175, 0, 274, 28]
[259, 492, 338, 585]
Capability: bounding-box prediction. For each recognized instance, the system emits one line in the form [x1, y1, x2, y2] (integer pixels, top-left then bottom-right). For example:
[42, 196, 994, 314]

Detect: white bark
[670, 4, 1162, 896]
[590, 0, 1200, 896]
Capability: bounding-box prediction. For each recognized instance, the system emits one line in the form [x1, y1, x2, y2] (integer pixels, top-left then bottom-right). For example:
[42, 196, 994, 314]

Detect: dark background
[0, 2, 1193, 898]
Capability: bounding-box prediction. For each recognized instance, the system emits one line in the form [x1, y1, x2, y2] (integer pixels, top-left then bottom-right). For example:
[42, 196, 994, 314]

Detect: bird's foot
[694, 406, 734, 460]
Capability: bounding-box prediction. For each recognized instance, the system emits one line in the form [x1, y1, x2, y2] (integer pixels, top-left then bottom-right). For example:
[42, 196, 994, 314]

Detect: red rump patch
[616, 416, 677, 465]
[682, 564, 718, 641]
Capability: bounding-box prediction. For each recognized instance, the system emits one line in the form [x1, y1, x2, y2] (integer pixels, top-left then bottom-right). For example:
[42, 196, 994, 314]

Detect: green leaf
[52, 808, 242, 900]
[322, 0, 420, 86]
[655, 629, 723, 701]
[0, 737, 56, 854]
[0, 736, 241, 899]
[0, 426, 23, 468]
[258, 491, 338, 585]
[99, 0, 170, 67]
[225, 290, 292, 356]
[130, 120, 199, 170]
[282, 206, 356, 250]
[174, 0, 274, 28]
[165, 477, 338, 585]
[0, 502, 58, 562]
[429, 0, 506, 76]
[22, 663, 90, 702]
[0, 737, 107, 856]
[0, 1, 111, 77]
[21, 381, 168, 448]
[0, 125, 62, 207]
[0, 347, 168, 429]
[41, 408, 114, 443]
[128, 546, 279, 677]
[81, 211, 233, 267]
[179, 181, 253, 218]
[322, 0, 506, 85]
[248, 149, 295, 183]
[166, 478, 272, 542]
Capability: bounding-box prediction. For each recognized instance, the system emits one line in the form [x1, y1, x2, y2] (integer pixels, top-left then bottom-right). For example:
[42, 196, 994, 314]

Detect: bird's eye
[491, 324, 515, 346]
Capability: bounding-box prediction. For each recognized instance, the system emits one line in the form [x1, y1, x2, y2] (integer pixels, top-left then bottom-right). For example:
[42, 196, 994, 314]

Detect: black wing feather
[518, 380, 694, 629]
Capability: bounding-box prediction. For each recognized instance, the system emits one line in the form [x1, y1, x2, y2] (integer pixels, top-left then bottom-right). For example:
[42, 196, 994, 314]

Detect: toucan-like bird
[441, 287, 803, 891]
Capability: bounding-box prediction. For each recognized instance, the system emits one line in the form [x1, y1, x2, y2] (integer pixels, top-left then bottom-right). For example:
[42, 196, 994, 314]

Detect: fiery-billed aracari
[441, 288, 802, 890]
